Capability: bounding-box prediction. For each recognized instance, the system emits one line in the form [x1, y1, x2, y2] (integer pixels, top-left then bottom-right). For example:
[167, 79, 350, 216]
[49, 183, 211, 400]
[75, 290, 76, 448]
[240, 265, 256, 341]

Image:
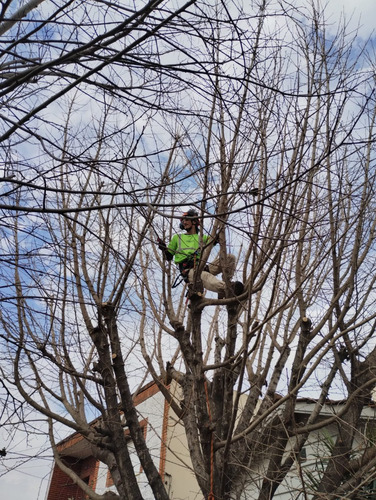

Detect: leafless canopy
[1, 0, 376, 499]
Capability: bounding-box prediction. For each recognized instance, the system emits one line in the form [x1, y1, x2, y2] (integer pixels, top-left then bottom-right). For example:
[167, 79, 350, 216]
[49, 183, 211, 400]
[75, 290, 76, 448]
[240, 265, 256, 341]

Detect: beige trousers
[187, 254, 236, 293]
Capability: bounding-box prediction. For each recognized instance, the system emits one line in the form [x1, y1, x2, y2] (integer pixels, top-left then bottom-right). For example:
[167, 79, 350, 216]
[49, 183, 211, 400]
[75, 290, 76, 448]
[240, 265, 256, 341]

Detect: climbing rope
[204, 381, 215, 500]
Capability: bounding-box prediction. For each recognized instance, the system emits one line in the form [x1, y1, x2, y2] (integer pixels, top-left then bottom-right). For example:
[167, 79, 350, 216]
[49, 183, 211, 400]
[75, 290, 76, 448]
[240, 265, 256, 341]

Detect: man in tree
[159, 209, 244, 297]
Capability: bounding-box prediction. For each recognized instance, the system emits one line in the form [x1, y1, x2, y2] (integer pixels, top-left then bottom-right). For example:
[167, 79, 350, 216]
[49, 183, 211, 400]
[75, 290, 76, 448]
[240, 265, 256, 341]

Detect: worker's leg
[207, 254, 244, 297]
[208, 254, 236, 279]
[187, 269, 225, 294]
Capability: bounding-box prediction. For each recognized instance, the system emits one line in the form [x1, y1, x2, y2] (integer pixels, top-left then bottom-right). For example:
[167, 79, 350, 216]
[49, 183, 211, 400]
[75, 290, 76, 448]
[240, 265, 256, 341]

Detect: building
[46, 381, 200, 500]
[237, 398, 376, 499]
[46, 383, 376, 500]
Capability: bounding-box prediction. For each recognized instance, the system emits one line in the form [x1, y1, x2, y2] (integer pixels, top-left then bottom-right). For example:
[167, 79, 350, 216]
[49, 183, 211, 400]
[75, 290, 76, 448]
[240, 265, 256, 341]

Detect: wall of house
[47, 455, 99, 500]
[46, 382, 168, 499]
[87, 384, 168, 499]
[92, 381, 202, 499]
[163, 415, 201, 500]
[162, 382, 201, 500]
[238, 408, 376, 500]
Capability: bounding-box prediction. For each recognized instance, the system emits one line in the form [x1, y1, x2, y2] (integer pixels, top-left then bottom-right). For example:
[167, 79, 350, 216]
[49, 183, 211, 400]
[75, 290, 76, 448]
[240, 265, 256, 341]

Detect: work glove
[157, 238, 167, 251]
[157, 238, 173, 261]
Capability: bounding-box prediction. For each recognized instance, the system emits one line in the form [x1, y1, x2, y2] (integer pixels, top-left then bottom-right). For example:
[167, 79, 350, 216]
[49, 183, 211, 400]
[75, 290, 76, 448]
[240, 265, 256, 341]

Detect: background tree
[1, 0, 376, 499]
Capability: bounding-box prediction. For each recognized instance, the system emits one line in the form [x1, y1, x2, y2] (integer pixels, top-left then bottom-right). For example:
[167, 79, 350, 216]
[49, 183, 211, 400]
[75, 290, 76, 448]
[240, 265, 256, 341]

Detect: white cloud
[326, 0, 375, 39]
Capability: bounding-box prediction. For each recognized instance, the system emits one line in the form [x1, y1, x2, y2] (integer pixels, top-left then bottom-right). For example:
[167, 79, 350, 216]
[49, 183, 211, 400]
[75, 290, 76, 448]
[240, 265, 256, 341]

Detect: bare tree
[139, 4, 376, 499]
[1, 0, 376, 499]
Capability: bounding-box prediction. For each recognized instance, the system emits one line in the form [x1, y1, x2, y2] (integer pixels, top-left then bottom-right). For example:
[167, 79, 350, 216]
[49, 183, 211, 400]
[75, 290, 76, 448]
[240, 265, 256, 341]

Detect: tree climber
[158, 209, 244, 298]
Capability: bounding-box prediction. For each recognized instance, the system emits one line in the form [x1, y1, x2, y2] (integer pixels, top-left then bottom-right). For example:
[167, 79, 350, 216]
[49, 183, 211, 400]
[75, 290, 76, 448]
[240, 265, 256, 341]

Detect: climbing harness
[171, 275, 184, 289]
[178, 254, 197, 281]
[171, 254, 197, 290]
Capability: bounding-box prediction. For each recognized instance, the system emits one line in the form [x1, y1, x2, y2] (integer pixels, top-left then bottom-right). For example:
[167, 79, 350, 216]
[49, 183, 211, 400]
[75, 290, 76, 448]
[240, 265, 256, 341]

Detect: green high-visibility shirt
[167, 233, 210, 264]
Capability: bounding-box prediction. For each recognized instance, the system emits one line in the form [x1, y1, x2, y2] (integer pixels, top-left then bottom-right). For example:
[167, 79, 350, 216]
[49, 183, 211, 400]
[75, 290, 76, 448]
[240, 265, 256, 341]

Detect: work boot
[231, 281, 244, 296]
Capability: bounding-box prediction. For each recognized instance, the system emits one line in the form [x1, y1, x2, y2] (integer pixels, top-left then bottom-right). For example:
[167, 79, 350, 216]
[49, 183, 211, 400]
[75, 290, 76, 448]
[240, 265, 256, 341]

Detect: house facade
[237, 399, 376, 499]
[46, 383, 376, 500]
[46, 381, 201, 500]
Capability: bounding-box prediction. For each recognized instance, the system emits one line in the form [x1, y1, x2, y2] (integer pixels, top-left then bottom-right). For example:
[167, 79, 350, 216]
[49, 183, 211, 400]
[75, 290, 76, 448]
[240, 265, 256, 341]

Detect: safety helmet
[179, 209, 200, 230]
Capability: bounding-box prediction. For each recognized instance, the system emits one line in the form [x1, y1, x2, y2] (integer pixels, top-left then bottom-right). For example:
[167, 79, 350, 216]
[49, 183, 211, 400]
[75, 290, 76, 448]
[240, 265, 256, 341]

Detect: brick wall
[47, 455, 99, 500]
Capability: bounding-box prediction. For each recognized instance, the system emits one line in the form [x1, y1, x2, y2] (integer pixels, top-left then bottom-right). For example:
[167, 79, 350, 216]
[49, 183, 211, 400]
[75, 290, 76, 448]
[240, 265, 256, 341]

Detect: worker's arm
[158, 238, 174, 261]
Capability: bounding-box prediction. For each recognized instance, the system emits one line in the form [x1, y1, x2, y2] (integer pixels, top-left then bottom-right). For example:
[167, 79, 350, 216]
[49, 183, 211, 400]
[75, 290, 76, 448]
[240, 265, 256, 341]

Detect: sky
[327, 0, 375, 38]
[0, 0, 375, 499]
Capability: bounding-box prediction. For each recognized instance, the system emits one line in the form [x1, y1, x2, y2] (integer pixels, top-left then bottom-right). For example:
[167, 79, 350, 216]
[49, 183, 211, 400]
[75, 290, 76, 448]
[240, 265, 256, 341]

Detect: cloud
[327, 0, 375, 39]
